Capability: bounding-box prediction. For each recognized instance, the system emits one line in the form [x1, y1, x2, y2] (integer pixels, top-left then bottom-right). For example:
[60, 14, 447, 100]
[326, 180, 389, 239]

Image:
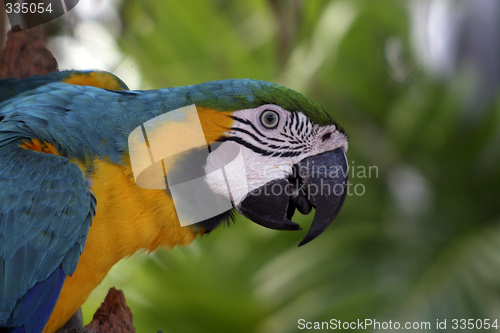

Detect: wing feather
[0, 141, 95, 329]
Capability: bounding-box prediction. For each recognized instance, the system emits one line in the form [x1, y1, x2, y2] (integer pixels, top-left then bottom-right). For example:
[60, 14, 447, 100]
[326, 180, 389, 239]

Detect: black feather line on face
[230, 127, 268, 145]
[280, 132, 296, 140]
[295, 116, 300, 132]
[287, 144, 307, 150]
[268, 144, 290, 149]
[290, 112, 296, 131]
[298, 119, 304, 133]
[218, 136, 274, 156]
[230, 115, 266, 138]
[217, 136, 304, 158]
[268, 137, 286, 143]
[276, 150, 302, 157]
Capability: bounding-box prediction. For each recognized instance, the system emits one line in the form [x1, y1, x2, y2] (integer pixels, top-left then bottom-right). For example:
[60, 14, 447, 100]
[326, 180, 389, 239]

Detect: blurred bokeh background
[12, 0, 500, 331]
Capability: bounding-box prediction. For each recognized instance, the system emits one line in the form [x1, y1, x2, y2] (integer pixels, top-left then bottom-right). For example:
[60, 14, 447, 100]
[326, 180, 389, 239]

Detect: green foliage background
[79, 0, 500, 332]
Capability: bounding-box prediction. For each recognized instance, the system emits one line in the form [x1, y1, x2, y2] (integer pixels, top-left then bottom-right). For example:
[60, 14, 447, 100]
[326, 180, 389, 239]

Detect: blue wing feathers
[5, 265, 66, 333]
[0, 142, 94, 332]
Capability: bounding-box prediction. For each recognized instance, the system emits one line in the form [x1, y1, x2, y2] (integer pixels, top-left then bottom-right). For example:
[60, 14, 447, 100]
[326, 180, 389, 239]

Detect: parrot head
[162, 80, 349, 246]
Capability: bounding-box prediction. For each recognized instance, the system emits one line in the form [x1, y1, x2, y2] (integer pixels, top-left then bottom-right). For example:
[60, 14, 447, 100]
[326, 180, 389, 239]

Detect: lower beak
[236, 147, 348, 246]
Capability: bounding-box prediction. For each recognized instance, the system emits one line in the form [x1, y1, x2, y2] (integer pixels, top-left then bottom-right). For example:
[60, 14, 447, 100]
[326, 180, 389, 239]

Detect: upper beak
[236, 147, 348, 246]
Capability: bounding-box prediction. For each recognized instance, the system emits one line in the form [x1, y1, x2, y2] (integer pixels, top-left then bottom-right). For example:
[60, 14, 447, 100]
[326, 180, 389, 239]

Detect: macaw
[0, 70, 348, 333]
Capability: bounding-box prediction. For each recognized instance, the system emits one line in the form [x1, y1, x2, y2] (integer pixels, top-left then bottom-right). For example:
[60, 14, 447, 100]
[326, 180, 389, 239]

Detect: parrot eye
[260, 110, 280, 129]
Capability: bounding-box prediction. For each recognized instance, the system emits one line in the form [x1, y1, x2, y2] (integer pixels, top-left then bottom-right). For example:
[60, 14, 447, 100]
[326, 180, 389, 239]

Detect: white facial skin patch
[204, 104, 348, 206]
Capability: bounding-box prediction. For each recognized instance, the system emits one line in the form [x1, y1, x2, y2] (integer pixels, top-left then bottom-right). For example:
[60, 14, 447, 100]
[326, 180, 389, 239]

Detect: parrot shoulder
[0, 70, 129, 104]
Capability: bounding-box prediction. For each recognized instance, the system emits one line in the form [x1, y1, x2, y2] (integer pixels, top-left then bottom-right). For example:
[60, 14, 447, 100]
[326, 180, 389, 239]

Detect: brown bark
[0, 28, 58, 79]
[85, 288, 135, 333]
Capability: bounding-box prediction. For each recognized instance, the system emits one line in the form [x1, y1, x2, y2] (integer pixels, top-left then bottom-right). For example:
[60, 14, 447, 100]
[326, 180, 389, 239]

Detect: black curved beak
[236, 147, 348, 246]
